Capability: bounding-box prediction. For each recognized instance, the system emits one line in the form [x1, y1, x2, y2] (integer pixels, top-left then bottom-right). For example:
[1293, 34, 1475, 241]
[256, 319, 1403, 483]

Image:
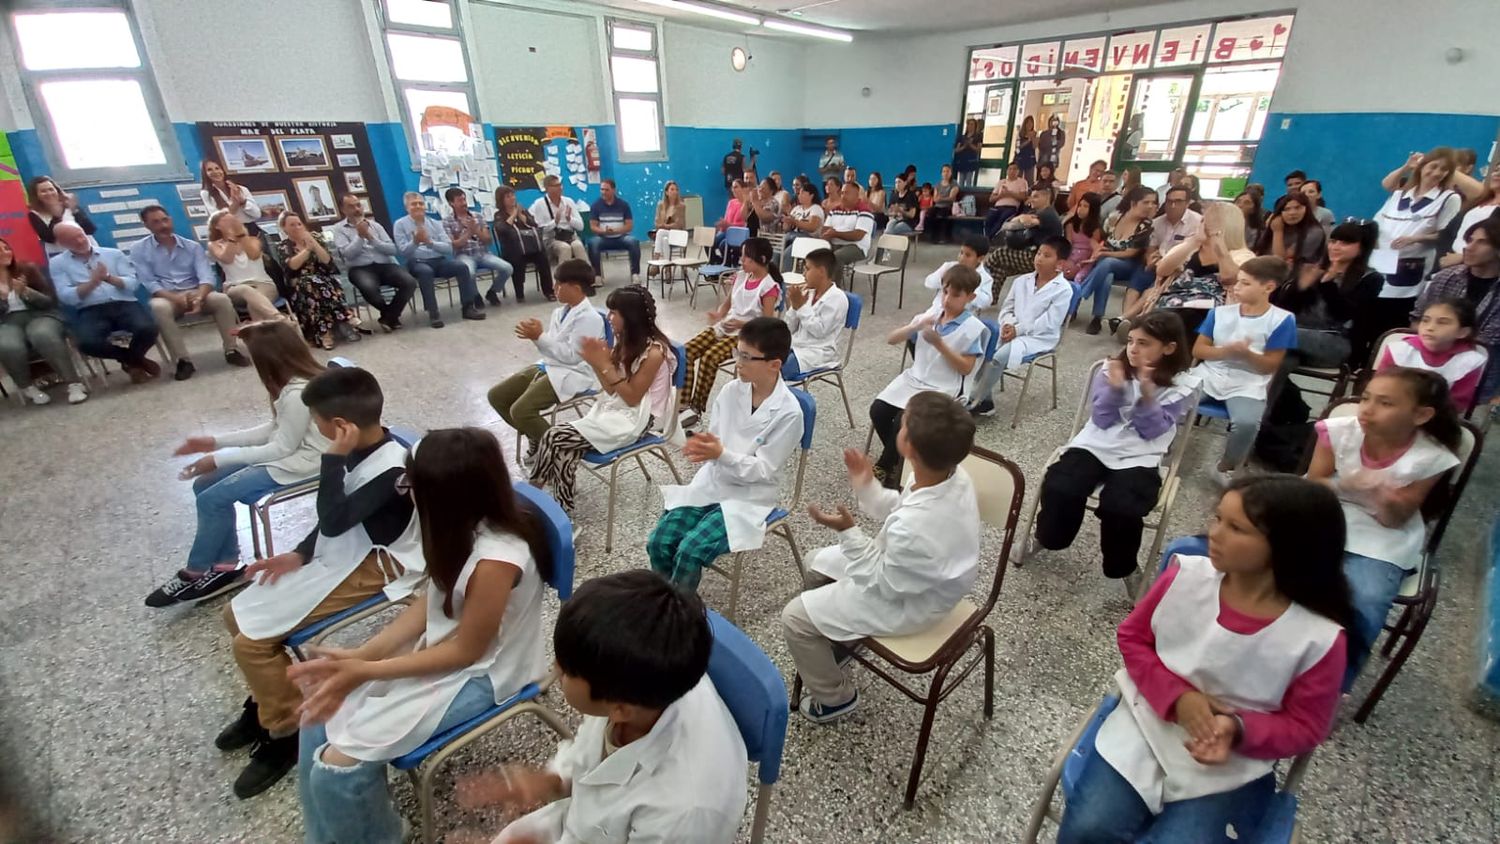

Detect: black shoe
[216, 697, 267, 752]
[144, 570, 197, 607]
[378, 316, 402, 332]
[224, 349, 251, 367]
[485, 290, 503, 307]
[333, 322, 358, 343]
[1085, 317, 1102, 335]
[471, 295, 486, 311]
[174, 359, 196, 381]
[144, 568, 244, 607]
[462, 306, 487, 321]
[969, 398, 997, 417]
[234, 732, 298, 799]
[429, 312, 445, 329]
[1107, 317, 1123, 335]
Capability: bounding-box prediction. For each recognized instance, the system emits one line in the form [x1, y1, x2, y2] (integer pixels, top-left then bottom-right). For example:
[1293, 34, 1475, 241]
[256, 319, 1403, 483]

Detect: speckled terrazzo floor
[1, 241, 1496, 843]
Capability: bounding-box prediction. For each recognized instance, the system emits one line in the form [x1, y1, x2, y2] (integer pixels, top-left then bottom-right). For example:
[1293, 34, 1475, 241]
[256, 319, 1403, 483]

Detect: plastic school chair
[664, 227, 715, 300]
[389, 482, 577, 844]
[1010, 358, 1201, 571]
[513, 310, 614, 459]
[786, 235, 832, 275]
[703, 389, 815, 623]
[647, 228, 690, 298]
[580, 342, 687, 552]
[690, 226, 751, 308]
[792, 446, 1025, 809]
[1021, 694, 1305, 844]
[784, 291, 862, 427]
[706, 610, 790, 844]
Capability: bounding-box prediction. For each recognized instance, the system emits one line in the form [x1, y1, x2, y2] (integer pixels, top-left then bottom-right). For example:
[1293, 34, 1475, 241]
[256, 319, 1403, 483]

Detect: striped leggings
[528, 423, 591, 513]
[680, 329, 737, 414]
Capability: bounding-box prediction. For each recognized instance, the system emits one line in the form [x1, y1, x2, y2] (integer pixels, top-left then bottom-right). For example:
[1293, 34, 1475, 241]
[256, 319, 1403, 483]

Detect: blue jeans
[968, 342, 1013, 405]
[887, 221, 915, 236]
[1058, 745, 1275, 843]
[458, 253, 514, 296]
[72, 300, 159, 364]
[186, 463, 282, 572]
[1079, 257, 1152, 320]
[1342, 551, 1404, 683]
[407, 257, 477, 316]
[588, 235, 641, 274]
[298, 674, 496, 844]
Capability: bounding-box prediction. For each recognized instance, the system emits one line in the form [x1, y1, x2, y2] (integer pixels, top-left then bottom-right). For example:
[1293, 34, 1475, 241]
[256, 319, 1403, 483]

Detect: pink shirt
[1118, 562, 1347, 760]
[723, 198, 748, 228]
[1376, 335, 1485, 412]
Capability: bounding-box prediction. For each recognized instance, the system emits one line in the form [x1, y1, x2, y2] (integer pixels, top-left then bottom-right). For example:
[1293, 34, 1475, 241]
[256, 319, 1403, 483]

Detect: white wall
[470, 4, 610, 125]
[661, 24, 804, 129]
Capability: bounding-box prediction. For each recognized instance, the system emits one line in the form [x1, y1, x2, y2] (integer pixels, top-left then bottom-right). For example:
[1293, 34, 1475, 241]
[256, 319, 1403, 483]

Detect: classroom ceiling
[598, 0, 1141, 35]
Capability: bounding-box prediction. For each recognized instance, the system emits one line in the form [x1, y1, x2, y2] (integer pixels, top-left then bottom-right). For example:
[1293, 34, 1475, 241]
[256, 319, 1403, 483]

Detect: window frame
[605, 18, 667, 164]
[377, 0, 481, 160]
[4, 0, 186, 185]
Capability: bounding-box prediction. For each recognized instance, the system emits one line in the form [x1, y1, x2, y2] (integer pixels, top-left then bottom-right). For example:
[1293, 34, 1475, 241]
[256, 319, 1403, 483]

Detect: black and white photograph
[292, 176, 338, 220]
[343, 170, 367, 193]
[329, 133, 356, 149]
[275, 136, 331, 171]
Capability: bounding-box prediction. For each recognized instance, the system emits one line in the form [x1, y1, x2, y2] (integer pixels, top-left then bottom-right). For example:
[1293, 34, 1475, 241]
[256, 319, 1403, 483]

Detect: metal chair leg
[982, 626, 996, 718]
[902, 663, 951, 809]
[248, 504, 265, 559]
[258, 504, 276, 557]
[1011, 364, 1033, 429]
[726, 551, 744, 623]
[1355, 582, 1437, 724]
[1049, 358, 1058, 409]
[604, 461, 621, 552]
[748, 782, 774, 844]
[834, 372, 855, 427]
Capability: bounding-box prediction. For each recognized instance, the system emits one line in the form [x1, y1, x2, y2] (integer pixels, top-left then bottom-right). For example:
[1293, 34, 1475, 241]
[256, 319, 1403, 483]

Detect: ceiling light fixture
[636, 0, 761, 27]
[762, 18, 853, 42]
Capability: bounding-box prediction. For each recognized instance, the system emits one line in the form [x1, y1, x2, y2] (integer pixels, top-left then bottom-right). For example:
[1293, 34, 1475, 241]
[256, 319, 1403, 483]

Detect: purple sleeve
[1127, 389, 1190, 441]
[1090, 370, 1130, 429]
[1236, 631, 1347, 759]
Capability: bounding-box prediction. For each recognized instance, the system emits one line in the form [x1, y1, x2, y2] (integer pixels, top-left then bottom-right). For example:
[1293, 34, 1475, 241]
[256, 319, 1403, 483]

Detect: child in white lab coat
[466, 570, 749, 844]
[921, 235, 995, 311]
[649, 316, 804, 589]
[783, 247, 849, 378]
[968, 235, 1075, 416]
[870, 264, 984, 486]
[783, 391, 980, 722]
[289, 427, 552, 844]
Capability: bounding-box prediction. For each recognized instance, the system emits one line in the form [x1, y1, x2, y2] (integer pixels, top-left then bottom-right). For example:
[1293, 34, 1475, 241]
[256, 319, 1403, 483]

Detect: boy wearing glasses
[217, 367, 424, 801]
[649, 317, 804, 589]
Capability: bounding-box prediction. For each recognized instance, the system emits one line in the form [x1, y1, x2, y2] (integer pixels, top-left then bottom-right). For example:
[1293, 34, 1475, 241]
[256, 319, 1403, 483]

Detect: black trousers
[926, 205, 954, 242]
[347, 263, 417, 324]
[1036, 448, 1161, 578]
[512, 252, 554, 301]
[869, 398, 904, 478]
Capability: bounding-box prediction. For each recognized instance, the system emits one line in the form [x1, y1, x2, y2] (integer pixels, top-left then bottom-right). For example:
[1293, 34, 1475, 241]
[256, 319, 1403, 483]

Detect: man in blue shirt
[133, 205, 248, 380]
[51, 222, 161, 382]
[586, 179, 641, 285]
[329, 194, 416, 331]
[391, 191, 483, 328]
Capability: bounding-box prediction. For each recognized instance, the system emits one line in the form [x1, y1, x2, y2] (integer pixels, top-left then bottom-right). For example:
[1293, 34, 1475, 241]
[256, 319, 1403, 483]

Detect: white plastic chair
[849, 233, 912, 313]
[786, 235, 831, 274]
[648, 228, 690, 298]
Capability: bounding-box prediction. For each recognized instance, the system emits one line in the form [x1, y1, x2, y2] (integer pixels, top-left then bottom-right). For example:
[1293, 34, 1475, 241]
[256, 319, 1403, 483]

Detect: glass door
[1113, 72, 1197, 173]
[972, 82, 1014, 186]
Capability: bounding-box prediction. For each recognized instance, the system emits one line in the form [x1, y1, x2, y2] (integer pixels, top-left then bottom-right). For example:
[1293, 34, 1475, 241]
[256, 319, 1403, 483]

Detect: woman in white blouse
[200, 160, 262, 230]
[207, 210, 284, 321]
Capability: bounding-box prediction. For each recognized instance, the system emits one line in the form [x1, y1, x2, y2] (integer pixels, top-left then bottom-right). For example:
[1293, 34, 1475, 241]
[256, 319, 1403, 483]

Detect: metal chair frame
[848, 233, 912, 313]
[689, 226, 751, 308]
[785, 291, 862, 427]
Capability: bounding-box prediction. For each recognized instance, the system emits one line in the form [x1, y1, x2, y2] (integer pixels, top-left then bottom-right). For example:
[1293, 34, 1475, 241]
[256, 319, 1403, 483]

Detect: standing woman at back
[200, 160, 263, 234]
[1372, 148, 1462, 323]
[27, 176, 96, 258]
[1014, 116, 1038, 185]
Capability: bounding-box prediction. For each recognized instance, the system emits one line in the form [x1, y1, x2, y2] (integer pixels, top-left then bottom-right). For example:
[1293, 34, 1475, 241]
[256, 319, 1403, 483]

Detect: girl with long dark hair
[1078, 185, 1159, 333]
[1255, 192, 1327, 281]
[27, 175, 96, 257]
[679, 236, 781, 417]
[1061, 191, 1103, 281]
[0, 235, 86, 405]
[1235, 190, 1265, 249]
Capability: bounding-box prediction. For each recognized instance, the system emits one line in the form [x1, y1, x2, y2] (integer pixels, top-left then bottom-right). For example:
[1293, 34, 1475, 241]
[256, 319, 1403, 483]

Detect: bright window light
[403, 87, 473, 154]
[39, 79, 165, 169]
[387, 33, 467, 82]
[610, 56, 660, 94]
[611, 26, 655, 51]
[617, 98, 662, 154]
[385, 0, 453, 29]
[14, 11, 141, 71]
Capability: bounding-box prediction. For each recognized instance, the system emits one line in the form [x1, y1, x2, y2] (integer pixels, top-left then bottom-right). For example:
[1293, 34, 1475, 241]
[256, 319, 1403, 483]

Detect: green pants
[488, 365, 560, 448]
[647, 505, 730, 590]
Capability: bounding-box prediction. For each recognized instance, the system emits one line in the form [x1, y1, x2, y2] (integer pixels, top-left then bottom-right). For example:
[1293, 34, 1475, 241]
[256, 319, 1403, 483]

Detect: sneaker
[224, 349, 251, 367]
[216, 697, 266, 752]
[174, 359, 196, 381]
[66, 383, 88, 405]
[485, 290, 503, 307]
[144, 570, 197, 607]
[1214, 467, 1234, 488]
[234, 732, 298, 799]
[679, 410, 700, 430]
[1107, 318, 1123, 336]
[20, 385, 49, 405]
[1123, 569, 1146, 603]
[461, 306, 487, 321]
[429, 313, 445, 329]
[969, 398, 997, 417]
[1085, 317, 1102, 335]
[143, 568, 243, 608]
[799, 689, 859, 724]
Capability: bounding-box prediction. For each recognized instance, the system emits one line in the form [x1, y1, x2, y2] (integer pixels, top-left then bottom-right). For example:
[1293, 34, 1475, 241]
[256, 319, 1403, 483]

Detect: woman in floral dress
[276, 210, 360, 349]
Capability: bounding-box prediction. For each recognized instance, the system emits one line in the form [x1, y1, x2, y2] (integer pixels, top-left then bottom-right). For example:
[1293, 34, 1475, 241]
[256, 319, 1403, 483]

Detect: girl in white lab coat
[290, 428, 553, 844]
[1058, 476, 1354, 844]
[679, 236, 781, 417]
[1305, 367, 1461, 684]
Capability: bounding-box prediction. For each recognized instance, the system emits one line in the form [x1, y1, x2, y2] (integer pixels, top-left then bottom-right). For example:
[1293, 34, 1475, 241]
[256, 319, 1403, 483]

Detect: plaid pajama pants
[647, 504, 730, 590]
[681, 329, 737, 414]
[985, 245, 1038, 279]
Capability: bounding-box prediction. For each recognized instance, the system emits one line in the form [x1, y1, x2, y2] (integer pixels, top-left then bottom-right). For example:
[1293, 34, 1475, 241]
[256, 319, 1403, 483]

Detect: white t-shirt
[826, 208, 874, 253]
[790, 203, 825, 232]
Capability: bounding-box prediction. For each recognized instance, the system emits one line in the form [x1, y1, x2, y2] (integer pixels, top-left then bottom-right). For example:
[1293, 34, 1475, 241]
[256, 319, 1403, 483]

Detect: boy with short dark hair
[784, 391, 981, 722]
[968, 235, 1075, 416]
[650, 317, 804, 589]
[783, 247, 849, 378]
[470, 570, 748, 842]
[922, 235, 994, 311]
[218, 367, 424, 800]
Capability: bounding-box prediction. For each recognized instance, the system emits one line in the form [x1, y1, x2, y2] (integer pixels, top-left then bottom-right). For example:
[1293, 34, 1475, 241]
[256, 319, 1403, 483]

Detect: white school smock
[803, 471, 980, 641]
[785, 285, 849, 371]
[535, 299, 607, 400]
[1095, 555, 1342, 814]
[326, 525, 546, 761]
[229, 440, 426, 640]
[1066, 373, 1199, 470]
[1374, 187, 1461, 299]
[1384, 336, 1489, 393]
[1188, 304, 1297, 401]
[659, 378, 803, 551]
[714, 271, 778, 337]
[876, 311, 987, 408]
[1321, 415, 1458, 571]
[996, 272, 1072, 369]
[571, 342, 675, 453]
[493, 677, 748, 844]
[923, 260, 995, 311]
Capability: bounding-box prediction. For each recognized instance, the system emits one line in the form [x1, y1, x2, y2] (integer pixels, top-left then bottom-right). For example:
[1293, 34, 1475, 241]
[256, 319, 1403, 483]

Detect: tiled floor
[2, 242, 1496, 843]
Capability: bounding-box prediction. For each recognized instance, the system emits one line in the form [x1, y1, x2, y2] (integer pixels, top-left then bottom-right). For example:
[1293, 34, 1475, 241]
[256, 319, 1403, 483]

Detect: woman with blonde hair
[1120, 200, 1255, 336]
[207, 210, 284, 322]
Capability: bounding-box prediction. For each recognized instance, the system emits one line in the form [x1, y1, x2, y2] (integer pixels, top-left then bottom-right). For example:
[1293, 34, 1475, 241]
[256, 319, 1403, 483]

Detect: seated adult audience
[843, 166, 858, 188]
[1414, 215, 1500, 404]
[822, 177, 843, 212]
[649, 179, 688, 270]
[1061, 191, 1103, 282]
[866, 172, 888, 230]
[1101, 168, 1139, 224]
[276, 211, 361, 350]
[28, 176, 96, 258]
[1236, 189, 1266, 250]
[206, 211, 284, 323]
[329, 194, 416, 332]
[1076, 186, 1159, 334]
[394, 191, 482, 327]
[748, 177, 783, 237]
[926, 165, 960, 244]
[1255, 192, 1327, 284]
[819, 182, 876, 275]
[1033, 163, 1058, 194]
[487, 259, 605, 463]
[199, 160, 261, 232]
[0, 236, 86, 405]
[587, 179, 642, 284]
[1440, 167, 1500, 269]
[783, 248, 850, 379]
[886, 179, 920, 236]
[1155, 167, 1190, 204]
[1095, 170, 1121, 220]
[1300, 180, 1335, 233]
[782, 182, 826, 270]
[985, 163, 1031, 240]
[529, 175, 589, 266]
[715, 179, 751, 248]
[133, 205, 247, 380]
[50, 223, 160, 382]
[444, 187, 513, 308]
[1372, 148, 1462, 324]
[769, 171, 793, 211]
[1283, 169, 1307, 193]
[493, 185, 555, 302]
[1068, 160, 1109, 211]
[986, 184, 1065, 281]
[1270, 219, 1383, 369]
[1122, 200, 1254, 337]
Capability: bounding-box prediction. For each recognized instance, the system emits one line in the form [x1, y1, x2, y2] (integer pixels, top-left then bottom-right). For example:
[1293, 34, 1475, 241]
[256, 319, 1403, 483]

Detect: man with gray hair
[392, 191, 482, 327]
[529, 175, 588, 266]
[49, 222, 161, 382]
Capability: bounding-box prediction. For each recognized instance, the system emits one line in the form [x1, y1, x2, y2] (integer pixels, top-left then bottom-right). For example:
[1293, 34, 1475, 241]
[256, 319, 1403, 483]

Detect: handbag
[548, 198, 576, 243]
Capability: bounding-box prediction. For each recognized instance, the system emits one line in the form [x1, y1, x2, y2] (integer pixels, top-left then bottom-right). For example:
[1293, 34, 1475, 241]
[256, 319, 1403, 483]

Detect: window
[378, 0, 479, 157]
[6, 0, 183, 183]
[606, 20, 665, 162]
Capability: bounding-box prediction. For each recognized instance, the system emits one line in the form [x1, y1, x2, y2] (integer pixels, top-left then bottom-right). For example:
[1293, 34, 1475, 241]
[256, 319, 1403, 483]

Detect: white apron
[876, 312, 988, 408]
[1190, 304, 1295, 401]
[229, 440, 425, 640]
[1386, 337, 1489, 389]
[714, 272, 775, 337]
[1095, 555, 1341, 814]
[1374, 188, 1459, 299]
[570, 343, 674, 452]
[997, 273, 1072, 369]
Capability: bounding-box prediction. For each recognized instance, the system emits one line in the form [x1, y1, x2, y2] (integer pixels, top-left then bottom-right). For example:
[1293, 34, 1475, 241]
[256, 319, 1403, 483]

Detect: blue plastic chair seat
[284, 594, 388, 649]
[1061, 695, 1120, 801]
[700, 264, 735, 277]
[767, 508, 788, 525]
[582, 434, 665, 465]
[1020, 348, 1056, 364]
[390, 682, 543, 770]
[1198, 398, 1230, 420]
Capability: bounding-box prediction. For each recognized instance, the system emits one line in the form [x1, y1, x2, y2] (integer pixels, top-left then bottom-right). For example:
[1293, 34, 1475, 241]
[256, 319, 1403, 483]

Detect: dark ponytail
[743, 236, 783, 285]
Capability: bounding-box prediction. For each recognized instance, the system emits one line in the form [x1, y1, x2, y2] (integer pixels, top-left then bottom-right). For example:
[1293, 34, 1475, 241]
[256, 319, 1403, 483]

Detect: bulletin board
[192, 121, 390, 237]
[496, 126, 592, 193]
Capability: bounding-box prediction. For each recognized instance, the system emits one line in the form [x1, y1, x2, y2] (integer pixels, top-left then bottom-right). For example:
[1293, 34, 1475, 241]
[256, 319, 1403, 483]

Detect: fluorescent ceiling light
[762, 18, 853, 42]
[636, 0, 761, 26]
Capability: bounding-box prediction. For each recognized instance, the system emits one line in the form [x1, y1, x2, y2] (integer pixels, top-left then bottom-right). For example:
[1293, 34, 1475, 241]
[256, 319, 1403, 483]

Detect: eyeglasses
[733, 351, 773, 365]
[394, 472, 411, 496]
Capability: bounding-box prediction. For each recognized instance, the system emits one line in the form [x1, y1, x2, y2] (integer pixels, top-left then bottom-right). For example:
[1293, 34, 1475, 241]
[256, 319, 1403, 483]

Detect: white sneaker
[1123, 569, 1146, 603]
[21, 385, 50, 405]
[67, 383, 88, 405]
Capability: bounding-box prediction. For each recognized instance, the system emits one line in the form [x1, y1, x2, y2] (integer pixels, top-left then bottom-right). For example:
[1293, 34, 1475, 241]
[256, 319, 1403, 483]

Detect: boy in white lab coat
[921, 235, 995, 312]
[649, 317, 804, 589]
[469, 570, 749, 843]
[782, 392, 981, 722]
[783, 247, 850, 378]
[968, 235, 1075, 416]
